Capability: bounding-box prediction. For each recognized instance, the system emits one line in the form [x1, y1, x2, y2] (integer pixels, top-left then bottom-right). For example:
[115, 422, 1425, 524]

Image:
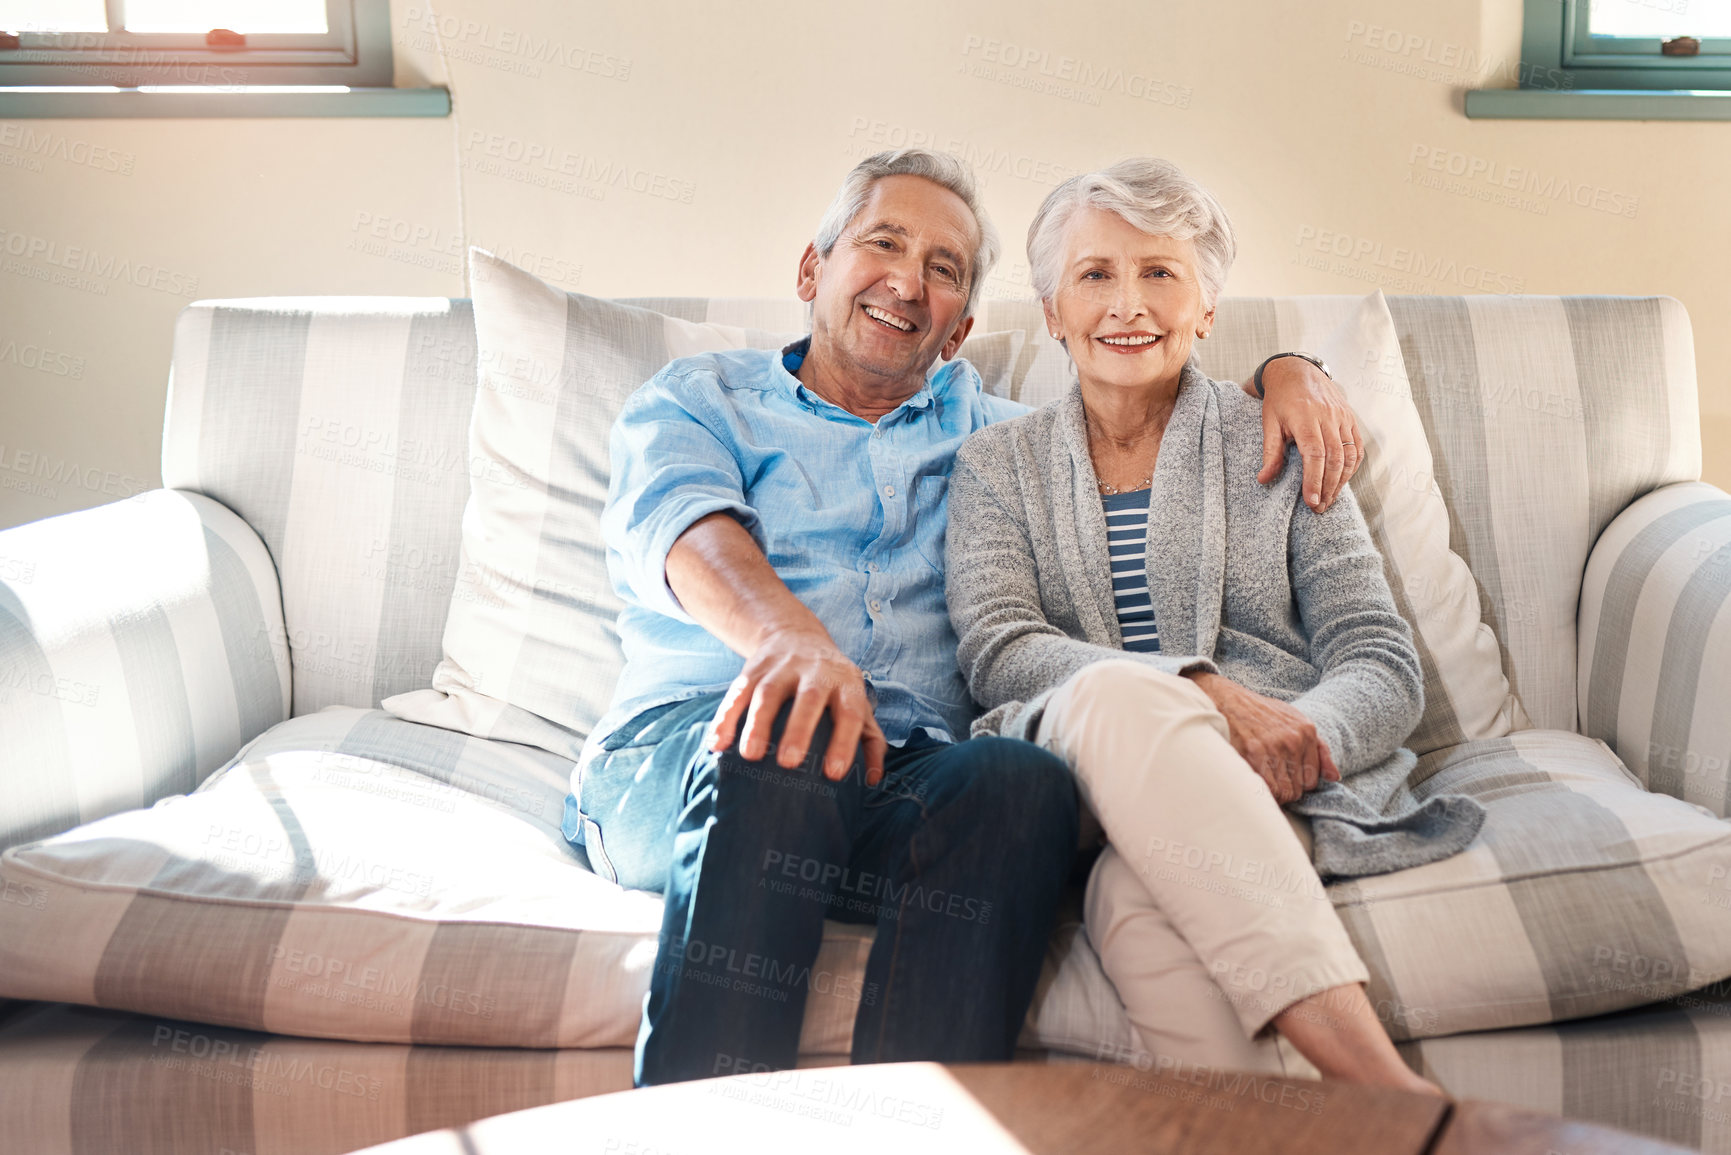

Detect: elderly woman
[945, 159, 1482, 1091]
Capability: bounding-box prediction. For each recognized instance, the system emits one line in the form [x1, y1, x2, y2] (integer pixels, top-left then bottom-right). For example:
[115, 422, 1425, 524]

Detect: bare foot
[1272, 982, 1449, 1097]
[1396, 1072, 1449, 1098]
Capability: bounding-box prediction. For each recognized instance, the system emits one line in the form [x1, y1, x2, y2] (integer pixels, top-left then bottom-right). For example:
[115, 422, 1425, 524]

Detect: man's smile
[863, 303, 918, 333]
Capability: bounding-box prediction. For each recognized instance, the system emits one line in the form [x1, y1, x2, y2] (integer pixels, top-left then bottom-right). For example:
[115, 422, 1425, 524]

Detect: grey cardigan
[944, 365, 1484, 880]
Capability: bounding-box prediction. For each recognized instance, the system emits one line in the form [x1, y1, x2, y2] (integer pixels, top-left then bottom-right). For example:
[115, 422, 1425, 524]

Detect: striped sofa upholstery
[0, 1000, 643, 1155]
[7, 992, 1730, 1155]
[2, 290, 1728, 1153]
[1581, 481, 1731, 816]
[159, 297, 485, 721]
[0, 489, 289, 852]
[1398, 983, 1731, 1153]
[157, 292, 1703, 745]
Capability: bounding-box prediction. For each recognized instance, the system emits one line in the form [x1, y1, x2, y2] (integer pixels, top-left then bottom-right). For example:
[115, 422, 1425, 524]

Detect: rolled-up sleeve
[601, 367, 766, 624]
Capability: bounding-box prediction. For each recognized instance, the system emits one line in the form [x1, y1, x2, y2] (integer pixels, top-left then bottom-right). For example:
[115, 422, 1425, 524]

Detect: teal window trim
[0, 0, 370, 84]
[1516, 0, 1731, 91]
[0, 0, 391, 86]
[0, 0, 445, 115]
[1468, 0, 1731, 119]
[1563, 0, 1731, 68]
[1466, 88, 1731, 119]
[0, 85, 448, 117]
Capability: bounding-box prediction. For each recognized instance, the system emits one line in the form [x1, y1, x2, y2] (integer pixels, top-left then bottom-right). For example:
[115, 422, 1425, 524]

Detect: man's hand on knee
[708, 622, 887, 786]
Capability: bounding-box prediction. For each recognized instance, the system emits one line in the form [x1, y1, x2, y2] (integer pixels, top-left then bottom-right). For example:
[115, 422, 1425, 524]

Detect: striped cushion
[1401, 985, 1731, 1153]
[0, 703, 1147, 1062]
[1334, 729, 1731, 1041]
[1580, 481, 1731, 816]
[0, 489, 288, 852]
[162, 297, 483, 719]
[0, 707, 874, 1053]
[382, 249, 1025, 759]
[6, 710, 1729, 1063]
[1035, 731, 1731, 1060]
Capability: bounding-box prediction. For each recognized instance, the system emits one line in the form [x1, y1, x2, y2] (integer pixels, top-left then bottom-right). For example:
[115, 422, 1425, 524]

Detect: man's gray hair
[813, 149, 1002, 319]
[1027, 157, 1236, 310]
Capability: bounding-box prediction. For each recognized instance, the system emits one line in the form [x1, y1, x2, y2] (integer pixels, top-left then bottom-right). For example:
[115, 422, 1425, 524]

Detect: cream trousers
[1034, 660, 1370, 1078]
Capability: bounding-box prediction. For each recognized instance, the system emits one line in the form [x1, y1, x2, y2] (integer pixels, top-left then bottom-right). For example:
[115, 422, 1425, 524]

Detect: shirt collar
[777, 334, 938, 418]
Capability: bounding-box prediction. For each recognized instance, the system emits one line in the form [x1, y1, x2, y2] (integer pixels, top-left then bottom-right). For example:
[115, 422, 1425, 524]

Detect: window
[1524, 0, 1731, 91]
[0, 0, 391, 87]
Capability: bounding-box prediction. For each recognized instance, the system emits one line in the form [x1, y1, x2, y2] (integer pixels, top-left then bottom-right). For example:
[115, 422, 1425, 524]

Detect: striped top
[1103, 488, 1159, 652]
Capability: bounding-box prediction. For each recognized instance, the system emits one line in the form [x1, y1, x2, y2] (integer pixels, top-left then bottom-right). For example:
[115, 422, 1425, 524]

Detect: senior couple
[566, 148, 1482, 1092]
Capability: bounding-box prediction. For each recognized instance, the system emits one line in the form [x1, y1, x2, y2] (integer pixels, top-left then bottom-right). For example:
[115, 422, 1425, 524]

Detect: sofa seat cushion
[1056, 730, 1731, 1062]
[0, 707, 1120, 1056]
[1331, 729, 1731, 1041]
[6, 717, 1731, 1060]
[0, 708, 875, 1051]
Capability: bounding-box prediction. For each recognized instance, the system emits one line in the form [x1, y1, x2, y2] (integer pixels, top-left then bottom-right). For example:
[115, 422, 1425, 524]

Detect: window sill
[0, 85, 449, 117]
[1465, 88, 1731, 120]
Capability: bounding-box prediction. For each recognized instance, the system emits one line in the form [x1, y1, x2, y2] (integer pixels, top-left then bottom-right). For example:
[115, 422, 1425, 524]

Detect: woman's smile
[1095, 331, 1164, 353]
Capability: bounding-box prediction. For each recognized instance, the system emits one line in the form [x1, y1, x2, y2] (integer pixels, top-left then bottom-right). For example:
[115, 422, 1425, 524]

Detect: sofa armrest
[0, 489, 289, 850]
[1579, 481, 1731, 813]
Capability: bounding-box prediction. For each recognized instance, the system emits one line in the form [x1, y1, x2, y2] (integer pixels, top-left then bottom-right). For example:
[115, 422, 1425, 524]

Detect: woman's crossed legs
[1036, 660, 1439, 1093]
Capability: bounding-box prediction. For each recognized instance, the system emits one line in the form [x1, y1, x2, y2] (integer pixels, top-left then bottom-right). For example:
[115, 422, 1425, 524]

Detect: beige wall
[1, 0, 1725, 531]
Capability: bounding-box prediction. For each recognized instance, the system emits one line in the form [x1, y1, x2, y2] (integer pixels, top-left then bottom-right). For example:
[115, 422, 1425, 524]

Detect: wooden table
[345, 1061, 1695, 1154]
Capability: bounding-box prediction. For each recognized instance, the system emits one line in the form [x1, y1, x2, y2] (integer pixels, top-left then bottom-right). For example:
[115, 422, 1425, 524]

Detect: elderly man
[567, 148, 1361, 1087]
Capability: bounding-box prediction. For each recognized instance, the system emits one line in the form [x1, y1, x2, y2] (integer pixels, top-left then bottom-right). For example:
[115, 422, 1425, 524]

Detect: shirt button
[883, 484, 896, 497]
[866, 562, 879, 573]
[869, 599, 882, 613]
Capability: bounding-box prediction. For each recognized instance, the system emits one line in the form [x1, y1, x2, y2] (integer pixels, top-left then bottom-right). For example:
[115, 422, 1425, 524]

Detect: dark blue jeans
[565, 691, 1078, 1086]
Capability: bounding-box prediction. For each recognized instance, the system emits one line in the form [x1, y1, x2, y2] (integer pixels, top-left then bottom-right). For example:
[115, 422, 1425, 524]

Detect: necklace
[1084, 401, 1167, 498]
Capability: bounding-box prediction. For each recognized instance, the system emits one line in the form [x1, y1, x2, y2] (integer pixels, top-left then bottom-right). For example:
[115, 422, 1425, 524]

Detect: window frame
[0, 0, 392, 87]
[1522, 0, 1731, 90]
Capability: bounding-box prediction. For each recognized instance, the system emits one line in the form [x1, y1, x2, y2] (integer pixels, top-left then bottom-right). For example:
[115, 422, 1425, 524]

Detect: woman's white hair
[1026, 157, 1236, 310]
[812, 148, 1002, 319]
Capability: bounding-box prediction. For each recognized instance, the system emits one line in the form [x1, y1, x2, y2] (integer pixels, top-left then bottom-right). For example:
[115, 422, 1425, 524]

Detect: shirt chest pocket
[911, 472, 949, 573]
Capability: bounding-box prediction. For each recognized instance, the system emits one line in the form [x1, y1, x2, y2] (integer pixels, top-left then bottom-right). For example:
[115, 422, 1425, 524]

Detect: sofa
[3, 262, 1731, 1155]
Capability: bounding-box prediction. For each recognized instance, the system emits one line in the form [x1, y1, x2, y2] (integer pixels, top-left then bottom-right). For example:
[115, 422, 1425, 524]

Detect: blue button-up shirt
[587, 337, 1028, 760]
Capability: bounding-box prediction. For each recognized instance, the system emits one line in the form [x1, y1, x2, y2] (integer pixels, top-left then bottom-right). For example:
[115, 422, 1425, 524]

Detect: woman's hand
[1187, 671, 1340, 803]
